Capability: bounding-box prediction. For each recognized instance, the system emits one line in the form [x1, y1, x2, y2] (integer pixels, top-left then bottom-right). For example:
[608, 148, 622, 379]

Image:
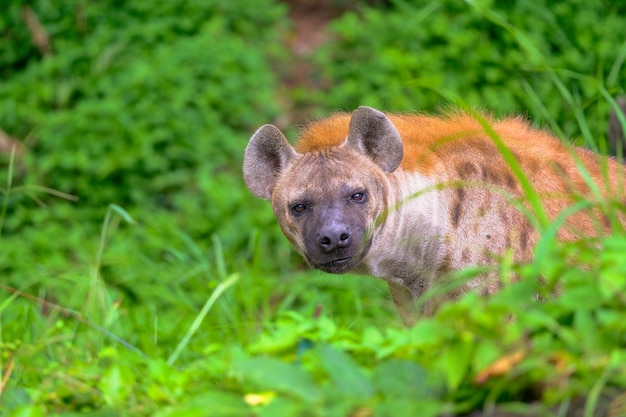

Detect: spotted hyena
[243, 106, 624, 324]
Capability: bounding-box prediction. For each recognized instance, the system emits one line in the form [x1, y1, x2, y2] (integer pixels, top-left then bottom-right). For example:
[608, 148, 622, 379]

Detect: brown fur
[243, 107, 624, 325]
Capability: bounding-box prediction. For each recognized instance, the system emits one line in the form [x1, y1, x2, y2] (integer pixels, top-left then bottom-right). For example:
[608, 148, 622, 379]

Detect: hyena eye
[292, 203, 307, 214]
[351, 192, 365, 202]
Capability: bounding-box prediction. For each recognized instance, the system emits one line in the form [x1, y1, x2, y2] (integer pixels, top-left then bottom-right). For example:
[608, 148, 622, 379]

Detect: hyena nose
[318, 227, 351, 252]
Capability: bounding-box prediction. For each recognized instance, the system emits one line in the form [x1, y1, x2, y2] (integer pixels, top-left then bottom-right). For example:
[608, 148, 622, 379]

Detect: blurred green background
[1, 0, 625, 415]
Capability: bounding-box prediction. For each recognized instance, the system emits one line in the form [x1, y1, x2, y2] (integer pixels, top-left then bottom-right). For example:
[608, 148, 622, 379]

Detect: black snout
[318, 224, 351, 252]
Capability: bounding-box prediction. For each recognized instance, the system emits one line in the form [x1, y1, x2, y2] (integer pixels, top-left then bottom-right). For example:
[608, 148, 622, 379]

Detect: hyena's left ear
[244, 125, 298, 200]
[346, 106, 403, 173]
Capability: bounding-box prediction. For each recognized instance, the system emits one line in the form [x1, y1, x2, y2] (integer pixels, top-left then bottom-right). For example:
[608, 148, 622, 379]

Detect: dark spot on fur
[499, 207, 508, 224]
[483, 168, 516, 190]
[486, 170, 500, 185]
[461, 248, 470, 263]
[470, 138, 499, 158]
[451, 188, 464, 228]
[574, 177, 589, 195]
[520, 221, 530, 252]
[602, 214, 611, 231]
[505, 173, 516, 190]
[528, 159, 540, 174]
[554, 162, 567, 175]
[481, 248, 493, 262]
[437, 253, 451, 275]
[457, 162, 477, 178]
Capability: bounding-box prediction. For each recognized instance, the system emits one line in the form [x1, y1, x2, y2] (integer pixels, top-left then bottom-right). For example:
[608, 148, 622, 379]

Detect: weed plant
[0, 1, 625, 416]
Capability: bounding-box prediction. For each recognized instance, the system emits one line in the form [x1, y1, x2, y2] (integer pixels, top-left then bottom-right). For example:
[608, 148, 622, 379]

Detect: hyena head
[243, 107, 403, 274]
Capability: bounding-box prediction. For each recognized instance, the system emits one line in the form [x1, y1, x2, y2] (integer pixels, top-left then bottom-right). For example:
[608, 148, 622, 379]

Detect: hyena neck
[364, 169, 448, 297]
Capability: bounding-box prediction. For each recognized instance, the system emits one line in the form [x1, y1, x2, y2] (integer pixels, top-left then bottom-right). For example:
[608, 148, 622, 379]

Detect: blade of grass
[600, 87, 626, 154]
[212, 234, 227, 280]
[13, 184, 79, 202]
[0, 146, 16, 239]
[547, 72, 598, 151]
[520, 78, 567, 139]
[83, 204, 136, 330]
[167, 273, 240, 366]
[584, 362, 612, 417]
[93, 204, 136, 281]
[607, 40, 626, 87]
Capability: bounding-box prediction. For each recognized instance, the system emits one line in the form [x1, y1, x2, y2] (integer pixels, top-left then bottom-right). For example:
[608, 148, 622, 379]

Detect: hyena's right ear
[346, 106, 403, 173]
[243, 124, 298, 200]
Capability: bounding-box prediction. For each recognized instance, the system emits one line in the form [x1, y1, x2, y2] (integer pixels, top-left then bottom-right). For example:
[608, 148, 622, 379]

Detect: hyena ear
[346, 106, 403, 173]
[243, 124, 298, 200]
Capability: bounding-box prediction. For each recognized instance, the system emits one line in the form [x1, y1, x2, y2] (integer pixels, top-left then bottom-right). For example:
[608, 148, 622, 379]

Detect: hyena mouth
[314, 256, 355, 274]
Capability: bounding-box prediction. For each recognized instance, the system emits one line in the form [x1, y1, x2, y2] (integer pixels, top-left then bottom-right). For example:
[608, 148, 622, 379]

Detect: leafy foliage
[0, 0, 293, 294]
[311, 0, 626, 149]
[0, 0, 287, 242]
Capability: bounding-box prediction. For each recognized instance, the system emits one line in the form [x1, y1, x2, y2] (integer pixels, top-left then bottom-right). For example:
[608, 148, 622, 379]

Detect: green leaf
[437, 340, 473, 391]
[0, 387, 31, 412]
[598, 235, 626, 300]
[372, 359, 437, 399]
[409, 319, 448, 347]
[316, 344, 375, 399]
[574, 310, 596, 339]
[6, 405, 45, 417]
[558, 285, 603, 312]
[361, 326, 384, 350]
[98, 364, 135, 406]
[108, 204, 136, 225]
[235, 357, 321, 402]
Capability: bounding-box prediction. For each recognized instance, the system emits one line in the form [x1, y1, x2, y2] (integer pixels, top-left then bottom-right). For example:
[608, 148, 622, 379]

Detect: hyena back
[243, 107, 624, 324]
